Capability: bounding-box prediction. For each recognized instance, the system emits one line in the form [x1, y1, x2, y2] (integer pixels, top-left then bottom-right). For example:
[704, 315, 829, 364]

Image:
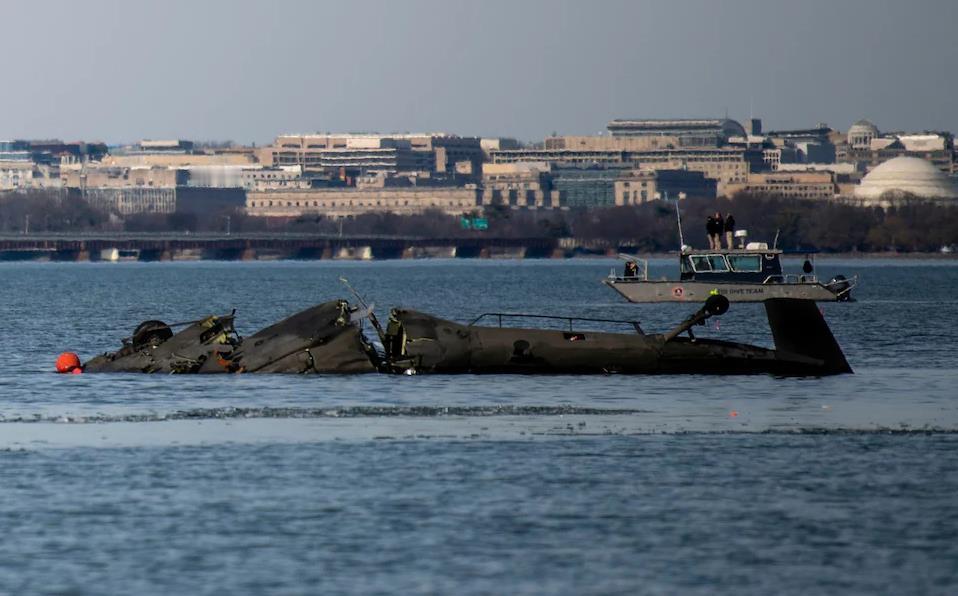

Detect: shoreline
[0, 250, 955, 263]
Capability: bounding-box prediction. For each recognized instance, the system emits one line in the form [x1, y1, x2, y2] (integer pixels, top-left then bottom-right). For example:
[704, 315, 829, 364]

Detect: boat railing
[763, 274, 819, 284]
[468, 312, 644, 334]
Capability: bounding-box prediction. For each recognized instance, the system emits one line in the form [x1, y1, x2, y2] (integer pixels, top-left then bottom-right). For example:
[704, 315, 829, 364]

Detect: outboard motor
[828, 274, 852, 301]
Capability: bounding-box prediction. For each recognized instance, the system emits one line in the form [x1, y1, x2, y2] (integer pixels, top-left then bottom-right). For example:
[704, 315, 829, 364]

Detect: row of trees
[2, 189, 957, 252]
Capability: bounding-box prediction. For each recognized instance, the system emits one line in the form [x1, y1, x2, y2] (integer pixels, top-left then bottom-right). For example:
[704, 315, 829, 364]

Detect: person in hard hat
[55, 352, 83, 374]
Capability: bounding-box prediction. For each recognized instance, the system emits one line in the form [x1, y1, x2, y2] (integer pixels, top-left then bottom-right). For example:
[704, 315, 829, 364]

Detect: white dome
[855, 156, 958, 200]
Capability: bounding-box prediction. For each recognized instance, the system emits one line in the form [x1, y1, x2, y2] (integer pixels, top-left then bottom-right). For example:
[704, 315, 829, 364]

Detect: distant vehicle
[605, 244, 856, 303]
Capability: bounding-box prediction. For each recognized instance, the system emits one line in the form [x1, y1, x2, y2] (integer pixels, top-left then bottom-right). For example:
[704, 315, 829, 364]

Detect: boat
[604, 244, 856, 303]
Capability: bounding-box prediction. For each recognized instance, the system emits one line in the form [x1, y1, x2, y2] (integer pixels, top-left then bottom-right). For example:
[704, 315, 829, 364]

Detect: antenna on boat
[661, 191, 687, 251]
[772, 228, 780, 250]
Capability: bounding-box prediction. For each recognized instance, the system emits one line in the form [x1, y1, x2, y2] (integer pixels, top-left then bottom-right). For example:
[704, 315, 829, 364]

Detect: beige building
[544, 135, 682, 152]
[725, 171, 838, 200]
[263, 133, 482, 175]
[481, 162, 555, 208]
[61, 166, 186, 189]
[0, 161, 61, 190]
[490, 145, 758, 195]
[613, 169, 717, 205]
[101, 153, 256, 168]
[246, 186, 481, 218]
[629, 149, 755, 194]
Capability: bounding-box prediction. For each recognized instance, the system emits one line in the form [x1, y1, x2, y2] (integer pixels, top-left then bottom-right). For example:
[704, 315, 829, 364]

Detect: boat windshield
[708, 255, 729, 272]
[689, 255, 712, 272]
[689, 254, 730, 273]
[727, 254, 762, 272]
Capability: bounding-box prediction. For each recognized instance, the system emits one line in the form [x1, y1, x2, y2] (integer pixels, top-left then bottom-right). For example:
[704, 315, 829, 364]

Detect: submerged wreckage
[58, 294, 852, 377]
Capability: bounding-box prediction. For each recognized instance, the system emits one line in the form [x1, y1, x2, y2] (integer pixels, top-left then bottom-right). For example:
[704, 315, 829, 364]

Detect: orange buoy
[56, 352, 82, 374]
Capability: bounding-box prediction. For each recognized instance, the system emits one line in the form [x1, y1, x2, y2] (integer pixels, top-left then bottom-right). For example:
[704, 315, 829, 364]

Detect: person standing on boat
[712, 212, 725, 250]
[706, 214, 717, 249]
[724, 213, 736, 249]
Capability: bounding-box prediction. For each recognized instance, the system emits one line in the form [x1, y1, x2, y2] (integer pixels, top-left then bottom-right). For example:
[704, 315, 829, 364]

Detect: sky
[2, 0, 956, 144]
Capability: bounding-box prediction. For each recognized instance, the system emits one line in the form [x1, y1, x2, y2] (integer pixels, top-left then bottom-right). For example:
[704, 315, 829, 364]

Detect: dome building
[847, 119, 879, 149]
[854, 156, 958, 202]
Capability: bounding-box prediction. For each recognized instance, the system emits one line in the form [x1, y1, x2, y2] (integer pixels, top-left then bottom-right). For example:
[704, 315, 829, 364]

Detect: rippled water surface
[1, 258, 956, 594]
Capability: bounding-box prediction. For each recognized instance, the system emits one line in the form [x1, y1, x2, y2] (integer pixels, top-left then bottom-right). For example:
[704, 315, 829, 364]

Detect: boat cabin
[679, 249, 783, 283]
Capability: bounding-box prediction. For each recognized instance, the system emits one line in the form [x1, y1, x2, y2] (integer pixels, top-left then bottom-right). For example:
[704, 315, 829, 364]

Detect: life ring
[672, 286, 685, 298]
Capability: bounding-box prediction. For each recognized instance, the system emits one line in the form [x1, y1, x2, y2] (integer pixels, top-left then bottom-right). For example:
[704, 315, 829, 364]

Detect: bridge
[0, 233, 598, 261]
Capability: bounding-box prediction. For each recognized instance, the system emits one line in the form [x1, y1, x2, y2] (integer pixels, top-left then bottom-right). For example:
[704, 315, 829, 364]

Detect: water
[1, 258, 957, 594]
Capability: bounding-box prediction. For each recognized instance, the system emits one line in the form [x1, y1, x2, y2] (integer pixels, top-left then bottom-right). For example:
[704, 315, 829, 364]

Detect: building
[481, 162, 555, 208]
[837, 120, 956, 175]
[61, 166, 186, 189]
[854, 156, 958, 203]
[490, 145, 759, 195]
[178, 165, 305, 189]
[725, 171, 838, 200]
[1, 139, 106, 190]
[606, 118, 746, 146]
[613, 169, 717, 205]
[101, 152, 258, 168]
[544, 135, 682, 152]
[82, 187, 177, 215]
[246, 186, 481, 218]
[263, 133, 483, 178]
[550, 166, 624, 208]
[846, 120, 879, 150]
[0, 161, 61, 190]
[480, 137, 520, 159]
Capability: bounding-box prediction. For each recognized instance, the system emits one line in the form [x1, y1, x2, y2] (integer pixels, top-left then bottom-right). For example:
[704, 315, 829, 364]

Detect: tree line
[2, 189, 957, 252]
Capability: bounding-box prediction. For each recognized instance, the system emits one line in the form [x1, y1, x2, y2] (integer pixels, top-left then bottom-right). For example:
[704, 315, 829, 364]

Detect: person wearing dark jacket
[706, 215, 717, 249]
[725, 214, 736, 249]
[712, 212, 725, 250]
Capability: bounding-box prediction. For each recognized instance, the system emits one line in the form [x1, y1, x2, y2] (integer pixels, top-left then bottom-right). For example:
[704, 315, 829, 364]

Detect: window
[690, 255, 712, 272]
[727, 255, 761, 272]
[708, 255, 729, 272]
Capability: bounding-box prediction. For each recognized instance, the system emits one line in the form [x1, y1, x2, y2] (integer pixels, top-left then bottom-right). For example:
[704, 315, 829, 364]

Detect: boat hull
[603, 279, 841, 303]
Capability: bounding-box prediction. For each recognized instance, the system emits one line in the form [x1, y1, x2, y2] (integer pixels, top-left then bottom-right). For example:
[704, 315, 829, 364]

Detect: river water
[1, 258, 956, 594]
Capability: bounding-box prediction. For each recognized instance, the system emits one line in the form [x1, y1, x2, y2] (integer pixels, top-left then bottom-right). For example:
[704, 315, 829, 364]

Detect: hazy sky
[2, 0, 956, 144]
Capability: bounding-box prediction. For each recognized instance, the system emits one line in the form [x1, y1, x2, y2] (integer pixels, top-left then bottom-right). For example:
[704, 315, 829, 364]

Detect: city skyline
[2, 0, 957, 144]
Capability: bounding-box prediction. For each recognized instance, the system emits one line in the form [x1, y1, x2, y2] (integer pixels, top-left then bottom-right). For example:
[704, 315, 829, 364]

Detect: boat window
[689, 255, 712, 272]
[727, 254, 762, 272]
[708, 255, 729, 272]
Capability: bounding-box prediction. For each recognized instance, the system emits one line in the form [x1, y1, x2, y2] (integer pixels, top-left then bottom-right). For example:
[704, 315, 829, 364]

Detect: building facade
[725, 171, 838, 200]
[246, 187, 481, 218]
[614, 169, 717, 205]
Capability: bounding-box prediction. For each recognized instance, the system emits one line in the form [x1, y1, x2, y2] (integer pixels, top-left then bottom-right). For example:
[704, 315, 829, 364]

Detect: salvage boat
[604, 246, 856, 303]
